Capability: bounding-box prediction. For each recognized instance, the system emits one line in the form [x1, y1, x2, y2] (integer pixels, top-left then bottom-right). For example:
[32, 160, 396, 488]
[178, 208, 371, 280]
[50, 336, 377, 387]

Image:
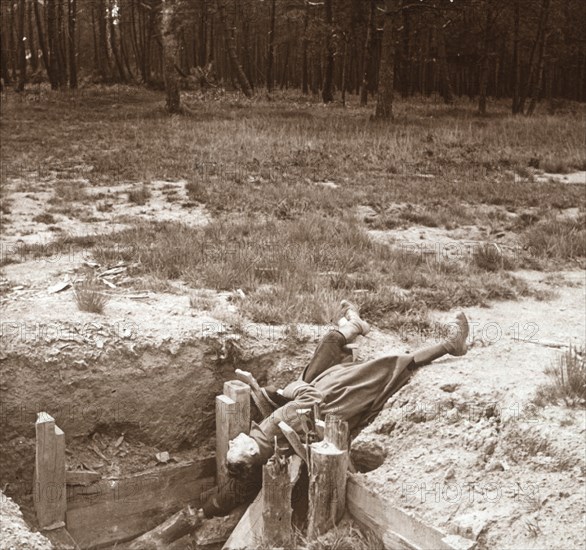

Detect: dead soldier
[200, 300, 469, 518]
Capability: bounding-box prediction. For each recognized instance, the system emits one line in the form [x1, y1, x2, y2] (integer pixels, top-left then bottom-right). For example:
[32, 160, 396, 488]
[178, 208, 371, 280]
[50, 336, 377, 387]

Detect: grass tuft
[533, 345, 586, 408]
[128, 184, 152, 205]
[74, 278, 109, 314]
[524, 217, 586, 261]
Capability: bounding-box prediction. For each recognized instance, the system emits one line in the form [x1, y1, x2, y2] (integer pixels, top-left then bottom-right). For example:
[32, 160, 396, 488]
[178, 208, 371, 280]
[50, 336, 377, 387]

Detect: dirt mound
[0, 491, 52, 550]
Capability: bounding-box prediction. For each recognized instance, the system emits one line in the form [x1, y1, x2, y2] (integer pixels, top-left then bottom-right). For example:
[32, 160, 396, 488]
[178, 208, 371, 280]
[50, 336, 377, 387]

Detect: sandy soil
[0, 491, 52, 550]
[353, 270, 586, 549]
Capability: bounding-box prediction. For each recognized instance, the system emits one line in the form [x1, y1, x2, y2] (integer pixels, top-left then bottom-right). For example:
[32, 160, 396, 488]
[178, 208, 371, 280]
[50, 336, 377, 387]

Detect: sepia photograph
[0, 0, 584, 548]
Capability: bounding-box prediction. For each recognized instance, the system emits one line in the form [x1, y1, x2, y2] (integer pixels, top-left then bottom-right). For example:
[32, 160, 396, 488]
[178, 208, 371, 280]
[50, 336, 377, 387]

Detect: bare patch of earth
[534, 171, 586, 185]
[1, 175, 208, 247]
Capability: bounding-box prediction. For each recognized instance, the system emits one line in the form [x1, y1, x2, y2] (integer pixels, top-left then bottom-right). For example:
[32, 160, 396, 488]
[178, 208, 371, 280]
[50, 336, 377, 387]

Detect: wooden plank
[66, 457, 215, 549]
[34, 412, 66, 530]
[222, 490, 263, 550]
[42, 526, 79, 550]
[66, 471, 100, 486]
[346, 476, 476, 550]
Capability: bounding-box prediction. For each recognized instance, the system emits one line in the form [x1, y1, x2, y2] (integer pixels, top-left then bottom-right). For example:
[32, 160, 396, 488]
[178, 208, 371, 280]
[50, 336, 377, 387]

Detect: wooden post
[307, 416, 349, 539]
[262, 454, 294, 548]
[223, 380, 251, 435]
[324, 414, 349, 451]
[216, 380, 251, 487]
[34, 412, 66, 530]
[215, 394, 237, 487]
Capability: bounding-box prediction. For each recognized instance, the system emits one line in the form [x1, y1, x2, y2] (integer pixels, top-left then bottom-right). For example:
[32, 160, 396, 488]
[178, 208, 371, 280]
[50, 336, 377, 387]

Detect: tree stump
[307, 415, 349, 539]
[262, 454, 294, 548]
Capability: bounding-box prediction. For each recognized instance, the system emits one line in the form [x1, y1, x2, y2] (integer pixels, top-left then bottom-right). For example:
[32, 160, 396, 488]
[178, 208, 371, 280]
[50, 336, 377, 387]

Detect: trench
[0, 339, 275, 549]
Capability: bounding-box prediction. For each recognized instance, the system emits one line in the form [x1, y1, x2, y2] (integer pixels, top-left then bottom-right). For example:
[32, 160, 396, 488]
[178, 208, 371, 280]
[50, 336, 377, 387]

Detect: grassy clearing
[2, 87, 584, 330]
[24, 215, 541, 328]
[534, 345, 586, 408]
[2, 88, 584, 223]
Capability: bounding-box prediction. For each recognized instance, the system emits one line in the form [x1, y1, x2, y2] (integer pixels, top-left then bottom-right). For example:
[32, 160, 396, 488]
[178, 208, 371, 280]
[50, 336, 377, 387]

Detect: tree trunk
[301, 0, 309, 94]
[33, 0, 50, 82]
[518, 0, 549, 115]
[8, 0, 17, 81]
[68, 0, 77, 88]
[360, 0, 376, 105]
[511, 0, 521, 113]
[56, 0, 67, 86]
[374, 0, 398, 120]
[267, 0, 276, 93]
[161, 0, 181, 113]
[216, 0, 253, 97]
[527, 33, 549, 115]
[0, 29, 10, 86]
[435, 14, 453, 104]
[17, 0, 26, 91]
[341, 34, 348, 106]
[322, 0, 334, 103]
[27, 0, 38, 73]
[478, 1, 491, 115]
[109, 0, 126, 81]
[46, 0, 60, 88]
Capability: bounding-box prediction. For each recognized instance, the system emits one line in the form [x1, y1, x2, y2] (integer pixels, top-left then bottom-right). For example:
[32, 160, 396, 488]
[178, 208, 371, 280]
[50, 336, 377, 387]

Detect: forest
[1, 0, 585, 116]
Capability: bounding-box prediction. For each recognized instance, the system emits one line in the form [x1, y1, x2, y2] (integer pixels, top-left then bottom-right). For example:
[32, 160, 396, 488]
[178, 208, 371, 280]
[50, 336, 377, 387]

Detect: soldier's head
[226, 433, 260, 478]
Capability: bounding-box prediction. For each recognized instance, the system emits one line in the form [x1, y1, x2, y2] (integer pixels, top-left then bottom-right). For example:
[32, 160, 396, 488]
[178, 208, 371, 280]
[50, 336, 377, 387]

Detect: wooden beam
[307, 439, 348, 539]
[41, 526, 79, 550]
[66, 457, 215, 549]
[223, 380, 251, 435]
[127, 505, 201, 550]
[34, 412, 66, 530]
[66, 470, 100, 486]
[262, 454, 294, 548]
[346, 476, 476, 550]
[222, 490, 263, 550]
